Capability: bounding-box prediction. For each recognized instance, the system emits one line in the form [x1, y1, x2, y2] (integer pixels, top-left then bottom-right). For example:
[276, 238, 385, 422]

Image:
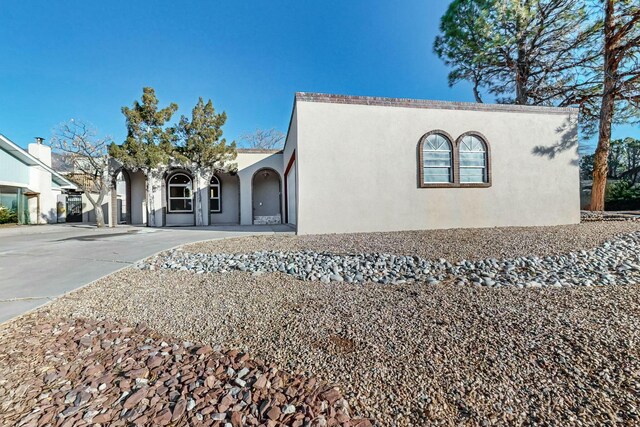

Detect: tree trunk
[94, 204, 105, 228]
[515, 50, 527, 104]
[590, 0, 617, 211]
[473, 81, 483, 103]
[83, 192, 106, 228]
[195, 168, 203, 226]
[514, 12, 528, 105]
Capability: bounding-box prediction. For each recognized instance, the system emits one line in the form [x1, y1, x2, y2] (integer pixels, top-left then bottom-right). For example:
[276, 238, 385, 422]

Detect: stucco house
[107, 93, 580, 235]
[0, 134, 77, 224]
[109, 148, 284, 227]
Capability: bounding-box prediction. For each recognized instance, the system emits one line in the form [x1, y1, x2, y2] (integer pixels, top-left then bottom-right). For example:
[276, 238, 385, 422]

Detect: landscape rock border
[137, 231, 640, 288]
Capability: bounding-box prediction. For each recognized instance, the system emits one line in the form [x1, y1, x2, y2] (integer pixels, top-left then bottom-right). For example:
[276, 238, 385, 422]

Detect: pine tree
[174, 97, 237, 225]
[434, 0, 597, 105]
[109, 87, 178, 226]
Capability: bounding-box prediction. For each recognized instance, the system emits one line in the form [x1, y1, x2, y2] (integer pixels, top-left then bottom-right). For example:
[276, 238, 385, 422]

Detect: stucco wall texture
[289, 95, 580, 235]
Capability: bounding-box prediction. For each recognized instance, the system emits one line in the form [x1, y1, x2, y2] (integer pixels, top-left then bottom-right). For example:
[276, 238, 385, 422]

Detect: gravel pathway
[183, 221, 640, 261]
[47, 269, 640, 426]
[0, 313, 372, 427]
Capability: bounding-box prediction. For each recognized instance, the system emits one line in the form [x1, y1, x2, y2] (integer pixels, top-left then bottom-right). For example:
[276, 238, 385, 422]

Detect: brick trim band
[296, 92, 577, 115]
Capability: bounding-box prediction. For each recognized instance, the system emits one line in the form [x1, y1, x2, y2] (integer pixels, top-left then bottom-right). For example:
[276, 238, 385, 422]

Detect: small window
[210, 175, 221, 213]
[167, 173, 193, 213]
[422, 134, 453, 183]
[459, 135, 487, 183]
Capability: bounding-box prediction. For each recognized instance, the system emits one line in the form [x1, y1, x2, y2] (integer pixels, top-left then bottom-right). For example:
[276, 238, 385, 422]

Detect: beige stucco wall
[286, 161, 297, 225]
[236, 151, 284, 225]
[294, 100, 580, 235]
[252, 171, 281, 217]
[283, 108, 298, 225]
[210, 173, 240, 224]
[129, 171, 147, 225]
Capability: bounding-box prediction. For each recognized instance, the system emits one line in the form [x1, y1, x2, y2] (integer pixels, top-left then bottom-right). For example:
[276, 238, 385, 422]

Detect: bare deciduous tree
[51, 120, 111, 227]
[240, 128, 285, 150]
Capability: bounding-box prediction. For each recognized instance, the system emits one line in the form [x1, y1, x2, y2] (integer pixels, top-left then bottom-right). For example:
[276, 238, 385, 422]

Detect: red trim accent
[283, 150, 296, 224]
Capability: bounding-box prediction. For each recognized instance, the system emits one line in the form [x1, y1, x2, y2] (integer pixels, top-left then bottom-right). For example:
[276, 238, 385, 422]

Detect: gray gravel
[183, 221, 640, 261]
[49, 268, 640, 426]
[139, 231, 640, 288]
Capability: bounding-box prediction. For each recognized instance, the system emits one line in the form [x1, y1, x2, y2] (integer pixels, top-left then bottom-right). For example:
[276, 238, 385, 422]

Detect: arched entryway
[112, 168, 147, 225]
[252, 168, 282, 224]
[114, 170, 131, 224]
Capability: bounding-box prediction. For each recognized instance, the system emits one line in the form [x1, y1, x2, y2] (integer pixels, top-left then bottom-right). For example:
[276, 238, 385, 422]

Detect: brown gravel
[46, 268, 640, 426]
[0, 312, 372, 427]
[183, 221, 640, 261]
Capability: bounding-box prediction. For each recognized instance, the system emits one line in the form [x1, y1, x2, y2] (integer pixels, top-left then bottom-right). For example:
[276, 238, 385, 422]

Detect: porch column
[238, 170, 253, 225]
[147, 169, 163, 227]
[109, 182, 117, 227]
[196, 169, 211, 226]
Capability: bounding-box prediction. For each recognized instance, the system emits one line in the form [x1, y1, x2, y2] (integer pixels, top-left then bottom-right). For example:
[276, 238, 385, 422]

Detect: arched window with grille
[459, 134, 488, 183]
[210, 175, 221, 213]
[167, 173, 193, 213]
[420, 133, 454, 185]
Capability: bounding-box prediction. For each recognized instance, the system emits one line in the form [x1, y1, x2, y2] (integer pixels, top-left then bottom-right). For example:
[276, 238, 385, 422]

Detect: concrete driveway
[0, 224, 293, 323]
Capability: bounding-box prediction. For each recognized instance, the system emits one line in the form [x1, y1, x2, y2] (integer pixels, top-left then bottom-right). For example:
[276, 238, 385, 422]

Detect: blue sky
[0, 1, 636, 153]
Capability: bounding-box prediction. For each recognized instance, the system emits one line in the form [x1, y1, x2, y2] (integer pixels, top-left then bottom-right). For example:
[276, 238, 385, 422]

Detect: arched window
[167, 173, 193, 212]
[210, 175, 221, 213]
[459, 135, 488, 183]
[421, 133, 453, 184]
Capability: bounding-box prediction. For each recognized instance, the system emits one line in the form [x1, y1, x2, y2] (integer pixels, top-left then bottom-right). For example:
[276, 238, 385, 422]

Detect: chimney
[28, 137, 52, 167]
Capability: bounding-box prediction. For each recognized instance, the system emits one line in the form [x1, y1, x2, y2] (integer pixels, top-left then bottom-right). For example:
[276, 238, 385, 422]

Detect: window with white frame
[210, 175, 221, 213]
[459, 135, 488, 183]
[167, 173, 193, 212]
[422, 133, 453, 183]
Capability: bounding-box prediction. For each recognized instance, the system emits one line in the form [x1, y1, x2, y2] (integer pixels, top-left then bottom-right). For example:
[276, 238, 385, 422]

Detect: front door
[66, 195, 83, 222]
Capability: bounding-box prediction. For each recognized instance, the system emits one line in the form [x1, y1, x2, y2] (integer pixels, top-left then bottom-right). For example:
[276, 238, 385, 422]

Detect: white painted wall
[27, 143, 58, 223]
[293, 99, 580, 235]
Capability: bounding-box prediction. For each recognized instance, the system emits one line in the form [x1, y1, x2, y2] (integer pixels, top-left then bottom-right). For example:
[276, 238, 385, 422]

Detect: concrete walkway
[0, 223, 293, 323]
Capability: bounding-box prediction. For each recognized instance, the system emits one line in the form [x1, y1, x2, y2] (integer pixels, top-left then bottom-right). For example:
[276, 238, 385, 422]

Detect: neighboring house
[53, 153, 110, 224]
[0, 135, 77, 224]
[107, 93, 580, 234]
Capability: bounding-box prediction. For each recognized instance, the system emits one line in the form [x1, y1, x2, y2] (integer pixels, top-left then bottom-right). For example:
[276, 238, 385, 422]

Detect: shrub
[0, 205, 18, 224]
[605, 180, 640, 202]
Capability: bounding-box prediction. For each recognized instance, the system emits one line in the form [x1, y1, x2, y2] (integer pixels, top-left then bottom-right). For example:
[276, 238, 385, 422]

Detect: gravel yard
[0, 312, 371, 427]
[183, 221, 640, 261]
[4, 222, 640, 426]
[47, 268, 640, 426]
